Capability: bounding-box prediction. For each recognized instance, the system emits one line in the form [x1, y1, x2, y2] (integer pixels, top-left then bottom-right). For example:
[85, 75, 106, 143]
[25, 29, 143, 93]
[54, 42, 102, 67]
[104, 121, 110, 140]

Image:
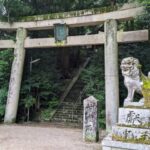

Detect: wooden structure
[0, 4, 149, 131]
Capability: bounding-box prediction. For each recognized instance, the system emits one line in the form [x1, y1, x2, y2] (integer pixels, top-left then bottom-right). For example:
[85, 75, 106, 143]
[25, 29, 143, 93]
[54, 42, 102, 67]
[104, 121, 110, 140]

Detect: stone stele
[83, 96, 99, 142]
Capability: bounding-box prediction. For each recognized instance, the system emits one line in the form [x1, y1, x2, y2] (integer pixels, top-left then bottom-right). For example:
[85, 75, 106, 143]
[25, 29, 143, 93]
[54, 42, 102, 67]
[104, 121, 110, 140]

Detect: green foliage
[17, 49, 64, 121]
[0, 50, 13, 84]
[0, 0, 33, 21]
[40, 98, 59, 121]
[129, 0, 150, 29]
[22, 95, 36, 109]
[0, 88, 7, 118]
[142, 74, 150, 89]
[0, 50, 12, 120]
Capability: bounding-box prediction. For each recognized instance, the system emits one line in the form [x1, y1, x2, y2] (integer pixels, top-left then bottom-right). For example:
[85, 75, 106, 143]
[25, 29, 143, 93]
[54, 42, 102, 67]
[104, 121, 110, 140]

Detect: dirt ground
[0, 124, 106, 150]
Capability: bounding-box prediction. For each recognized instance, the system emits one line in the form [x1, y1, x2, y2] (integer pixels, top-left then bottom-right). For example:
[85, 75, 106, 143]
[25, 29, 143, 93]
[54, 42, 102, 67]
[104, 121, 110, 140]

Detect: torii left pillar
[4, 28, 27, 123]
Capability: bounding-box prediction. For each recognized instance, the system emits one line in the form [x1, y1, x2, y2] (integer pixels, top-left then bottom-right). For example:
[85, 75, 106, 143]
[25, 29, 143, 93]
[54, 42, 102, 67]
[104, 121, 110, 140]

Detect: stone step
[49, 122, 83, 128]
[53, 113, 83, 118]
[58, 107, 83, 111]
[50, 77, 84, 127]
[54, 112, 82, 116]
[61, 101, 82, 104]
[112, 126, 150, 144]
[56, 106, 83, 111]
[118, 108, 150, 128]
[58, 109, 82, 112]
[58, 105, 82, 108]
[53, 114, 83, 119]
[53, 117, 83, 122]
[60, 102, 83, 107]
[65, 96, 80, 101]
[52, 116, 82, 121]
[64, 98, 83, 102]
[52, 117, 83, 123]
[57, 107, 83, 112]
[54, 112, 83, 117]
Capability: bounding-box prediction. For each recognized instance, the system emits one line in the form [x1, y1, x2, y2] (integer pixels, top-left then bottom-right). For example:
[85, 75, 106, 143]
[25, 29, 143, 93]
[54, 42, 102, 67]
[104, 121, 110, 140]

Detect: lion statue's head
[120, 57, 141, 79]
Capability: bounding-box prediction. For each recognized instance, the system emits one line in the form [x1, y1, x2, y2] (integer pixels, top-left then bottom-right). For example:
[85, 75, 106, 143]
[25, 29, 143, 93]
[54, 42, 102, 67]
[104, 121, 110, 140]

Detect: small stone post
[4, 28, 27, 123]
[104, 19, 119, 132]
[83, 96, 99, 142]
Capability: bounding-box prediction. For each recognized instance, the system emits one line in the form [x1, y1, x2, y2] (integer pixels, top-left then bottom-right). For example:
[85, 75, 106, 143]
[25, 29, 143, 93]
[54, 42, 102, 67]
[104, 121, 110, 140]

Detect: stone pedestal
[102, 107, 150, 150]
[102, 134, 150, 150]
[83, 96, 99, 142]
[118, 108, 150, 127]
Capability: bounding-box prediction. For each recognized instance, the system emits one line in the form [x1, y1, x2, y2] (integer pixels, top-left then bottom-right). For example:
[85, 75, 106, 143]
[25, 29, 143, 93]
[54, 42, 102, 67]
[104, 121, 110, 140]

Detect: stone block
[118, 108, 150, 128]
[124, 102, 144, 107]
[83, 96, 99, 142]
[112, 126, 150, 144]
[102, 134, 150, 150]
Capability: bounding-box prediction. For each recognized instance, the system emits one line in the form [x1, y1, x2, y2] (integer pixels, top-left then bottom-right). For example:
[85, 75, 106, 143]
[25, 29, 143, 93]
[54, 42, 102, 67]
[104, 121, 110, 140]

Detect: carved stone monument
[102, 57, 150, 150]
[83, 96, 99, 142]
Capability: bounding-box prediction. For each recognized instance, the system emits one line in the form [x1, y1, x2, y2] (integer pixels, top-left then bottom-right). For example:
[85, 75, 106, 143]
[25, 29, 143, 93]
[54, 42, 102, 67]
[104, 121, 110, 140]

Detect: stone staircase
[51, 79, 85, 128]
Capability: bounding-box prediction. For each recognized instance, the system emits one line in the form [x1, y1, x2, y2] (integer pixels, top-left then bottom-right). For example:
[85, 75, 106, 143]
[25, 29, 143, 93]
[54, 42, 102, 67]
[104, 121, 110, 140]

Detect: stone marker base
[102, 107, 150, 150]
[112, 126, 150, 144]
[102, 134, 150, 150]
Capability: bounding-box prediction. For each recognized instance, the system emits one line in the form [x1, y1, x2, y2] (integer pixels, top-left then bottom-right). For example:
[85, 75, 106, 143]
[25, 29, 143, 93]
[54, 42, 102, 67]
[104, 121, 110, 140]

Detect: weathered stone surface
[104, 19, 119, 131]
[112, 126, 150, 142]
[0, 6, 143, 30]
[4, 28, 27, 123]
[124, 101, 144, 107]
[83, 96, 99, 142]
[102, 134, 150, 150]
[118, 108, 150, 128]
[120, 57, 143, 105]
[0, 30, 149, 49]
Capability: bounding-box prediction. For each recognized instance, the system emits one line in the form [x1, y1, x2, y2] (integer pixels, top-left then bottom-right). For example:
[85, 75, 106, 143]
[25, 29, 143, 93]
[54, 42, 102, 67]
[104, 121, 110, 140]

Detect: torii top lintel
[0, 4, 144, 31]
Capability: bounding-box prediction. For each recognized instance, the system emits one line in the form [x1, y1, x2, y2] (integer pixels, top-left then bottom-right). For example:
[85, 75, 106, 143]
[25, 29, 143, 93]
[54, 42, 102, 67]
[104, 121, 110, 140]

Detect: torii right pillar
[104, 19, 119, 132]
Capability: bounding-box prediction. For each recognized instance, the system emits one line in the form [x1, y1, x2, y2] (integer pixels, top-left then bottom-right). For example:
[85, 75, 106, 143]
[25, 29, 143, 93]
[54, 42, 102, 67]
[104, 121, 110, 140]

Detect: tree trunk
[4, 28, 27, 123]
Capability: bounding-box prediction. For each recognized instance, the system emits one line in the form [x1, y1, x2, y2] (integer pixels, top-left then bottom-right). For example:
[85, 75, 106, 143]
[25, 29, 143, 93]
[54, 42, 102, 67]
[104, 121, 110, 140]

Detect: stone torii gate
[0, 4, 149, 131]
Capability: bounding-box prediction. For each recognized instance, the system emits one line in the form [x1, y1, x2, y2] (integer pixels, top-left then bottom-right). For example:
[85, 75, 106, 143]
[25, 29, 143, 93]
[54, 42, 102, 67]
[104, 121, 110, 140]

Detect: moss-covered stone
[19, 6, 119, 22]
[84, 134, 97, 142]
[141, 74, 150, 107]
[124, 105, 150, 109]
[55, 41, 66, 46]
[117, 123, 150, 129]
[112, 134, 150, 145]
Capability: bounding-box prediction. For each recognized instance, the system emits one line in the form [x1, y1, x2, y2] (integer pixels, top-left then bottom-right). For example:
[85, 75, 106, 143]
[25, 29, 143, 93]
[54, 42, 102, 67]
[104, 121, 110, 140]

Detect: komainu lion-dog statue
[120, 57, 143, 105]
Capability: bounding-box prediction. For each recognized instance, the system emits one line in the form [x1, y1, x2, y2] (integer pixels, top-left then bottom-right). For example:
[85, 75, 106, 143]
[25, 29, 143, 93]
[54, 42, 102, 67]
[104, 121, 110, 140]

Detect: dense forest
[0, 0, 149, 128]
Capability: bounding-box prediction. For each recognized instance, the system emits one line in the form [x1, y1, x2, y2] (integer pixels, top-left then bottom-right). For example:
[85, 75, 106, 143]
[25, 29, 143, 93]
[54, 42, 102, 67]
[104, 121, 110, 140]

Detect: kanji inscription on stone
[83, 96, 99, 142]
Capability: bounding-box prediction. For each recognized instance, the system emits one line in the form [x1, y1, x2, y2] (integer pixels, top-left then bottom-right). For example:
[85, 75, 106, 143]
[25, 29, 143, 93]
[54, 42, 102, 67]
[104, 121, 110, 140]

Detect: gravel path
[0, 124, 105, 150]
